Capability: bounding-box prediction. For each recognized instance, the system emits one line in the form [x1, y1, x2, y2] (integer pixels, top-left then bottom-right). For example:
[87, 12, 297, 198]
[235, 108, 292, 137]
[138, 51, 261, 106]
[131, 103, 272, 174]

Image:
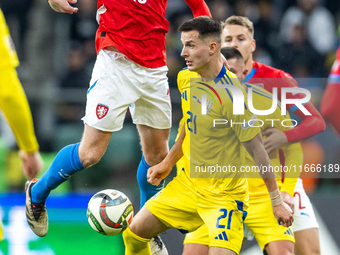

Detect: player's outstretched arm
[48, 0, 78, 14]
[147, 127, 185, 186]
[0, 68, 43, 179]
[184, 0, 211, 18]
[19, 150, 44, 179]
[242, 133, 293, 227]
[285, 102, 326, 143]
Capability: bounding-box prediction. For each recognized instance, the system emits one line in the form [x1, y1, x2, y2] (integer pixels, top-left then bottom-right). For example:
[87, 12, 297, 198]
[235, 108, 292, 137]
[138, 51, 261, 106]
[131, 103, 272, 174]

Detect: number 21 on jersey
[187, 111, 197, 134]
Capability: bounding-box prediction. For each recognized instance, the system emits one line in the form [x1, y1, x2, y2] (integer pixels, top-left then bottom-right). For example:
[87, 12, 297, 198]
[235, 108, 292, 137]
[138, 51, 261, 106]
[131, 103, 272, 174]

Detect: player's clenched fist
[147, 162, 172, 186]
[273, 202, 294, 227]
[48, 0, 79, 14]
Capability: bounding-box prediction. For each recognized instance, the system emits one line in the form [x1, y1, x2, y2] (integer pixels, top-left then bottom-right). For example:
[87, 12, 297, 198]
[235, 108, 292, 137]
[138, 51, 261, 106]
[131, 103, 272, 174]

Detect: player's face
[227, 58, 248, 83]
[180, 30, 211, 72]
[222, 25, 255, 64]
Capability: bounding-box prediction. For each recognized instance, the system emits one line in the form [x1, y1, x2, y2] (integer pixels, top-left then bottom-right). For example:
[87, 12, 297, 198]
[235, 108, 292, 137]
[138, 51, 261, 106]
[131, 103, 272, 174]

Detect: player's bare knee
[144, 149, 168, 166]
[265, 243, 294, 255]
[79, 151, 103, 167]
[128, 220, 144, 237]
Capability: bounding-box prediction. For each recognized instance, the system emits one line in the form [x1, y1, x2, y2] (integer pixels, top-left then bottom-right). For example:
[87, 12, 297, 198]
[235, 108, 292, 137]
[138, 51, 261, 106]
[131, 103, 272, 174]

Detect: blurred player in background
[320, 45, 340, 137]
[222, 15, 323, 255]
[123, 16, 293, 255]
[25, 0, 211, 253]
[0, 8, 43, 240]
[181, 47, 302, 255]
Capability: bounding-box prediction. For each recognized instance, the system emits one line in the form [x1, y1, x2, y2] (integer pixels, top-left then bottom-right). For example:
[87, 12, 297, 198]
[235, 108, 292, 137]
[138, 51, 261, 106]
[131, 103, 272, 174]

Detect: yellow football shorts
[244, 195, 295, 250]
[184, 194, 295, 251]
[184, 224, 210, 246]
[145, 171, 248, 254]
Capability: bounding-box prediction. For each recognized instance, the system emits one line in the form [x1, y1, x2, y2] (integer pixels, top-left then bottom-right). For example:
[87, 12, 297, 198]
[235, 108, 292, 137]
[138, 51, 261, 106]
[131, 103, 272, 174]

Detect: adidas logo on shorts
[214, 231, 228, 241]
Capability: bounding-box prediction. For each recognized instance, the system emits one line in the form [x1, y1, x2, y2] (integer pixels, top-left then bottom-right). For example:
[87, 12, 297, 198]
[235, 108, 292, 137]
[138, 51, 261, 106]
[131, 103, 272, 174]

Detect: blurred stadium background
[0, 0, 340, 254]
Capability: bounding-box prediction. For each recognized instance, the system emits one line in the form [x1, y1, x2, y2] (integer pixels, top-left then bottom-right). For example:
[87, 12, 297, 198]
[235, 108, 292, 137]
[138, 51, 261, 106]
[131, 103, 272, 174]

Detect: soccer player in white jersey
[25, 0, 211, 253]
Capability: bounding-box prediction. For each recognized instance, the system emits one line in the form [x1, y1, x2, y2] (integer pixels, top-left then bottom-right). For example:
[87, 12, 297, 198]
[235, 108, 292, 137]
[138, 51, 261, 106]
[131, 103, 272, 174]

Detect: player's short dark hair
[222, 15, 254, 38]
[221, 47, 244, 61]
[178, 16, 221, 45]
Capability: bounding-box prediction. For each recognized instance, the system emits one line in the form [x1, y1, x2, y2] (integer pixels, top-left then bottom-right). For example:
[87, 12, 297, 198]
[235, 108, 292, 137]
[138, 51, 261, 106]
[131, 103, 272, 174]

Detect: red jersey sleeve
[320, 46, 340, 136]
[262, 69, 326, 143]
[285, 102, 325, 142]
[275, 70, 326, 142]
[184, 0, 212, 17]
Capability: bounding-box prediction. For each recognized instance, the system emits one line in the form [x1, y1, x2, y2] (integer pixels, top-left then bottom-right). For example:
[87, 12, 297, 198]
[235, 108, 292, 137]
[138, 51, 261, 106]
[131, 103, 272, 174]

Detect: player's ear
[251, 39, 256, 53]
[209, 41, 218, 55]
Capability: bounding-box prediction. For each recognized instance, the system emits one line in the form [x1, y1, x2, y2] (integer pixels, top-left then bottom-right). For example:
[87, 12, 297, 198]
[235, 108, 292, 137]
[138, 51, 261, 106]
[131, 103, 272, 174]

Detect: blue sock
[137, 156, 165, 208]
[31, 143, 84, 203]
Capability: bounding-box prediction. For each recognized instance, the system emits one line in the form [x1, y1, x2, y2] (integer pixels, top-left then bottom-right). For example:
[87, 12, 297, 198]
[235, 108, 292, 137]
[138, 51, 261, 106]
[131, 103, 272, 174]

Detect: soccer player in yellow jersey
[122, 16, 293, 255]
[0, 8, 43, 240]
[181, 47, 302, 255]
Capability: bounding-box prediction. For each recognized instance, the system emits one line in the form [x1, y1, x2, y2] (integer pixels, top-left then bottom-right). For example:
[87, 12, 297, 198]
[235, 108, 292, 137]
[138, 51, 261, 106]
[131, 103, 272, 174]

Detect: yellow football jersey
[243, 83, 302, 198]
[178, 66, 260, 198]
[181, 82, 301, 249]
[0, 9, 19, 69]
